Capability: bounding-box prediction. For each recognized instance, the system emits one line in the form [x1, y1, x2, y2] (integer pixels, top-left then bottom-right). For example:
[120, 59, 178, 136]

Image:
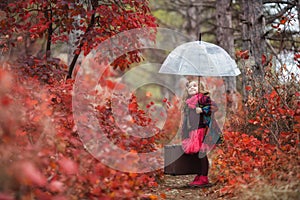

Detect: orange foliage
[213, 46, 299, 198]
[0, 61, 161, 199]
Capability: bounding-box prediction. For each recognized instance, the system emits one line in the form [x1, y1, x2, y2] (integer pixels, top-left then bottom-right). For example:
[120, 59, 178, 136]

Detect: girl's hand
[196, 107, 203, 114]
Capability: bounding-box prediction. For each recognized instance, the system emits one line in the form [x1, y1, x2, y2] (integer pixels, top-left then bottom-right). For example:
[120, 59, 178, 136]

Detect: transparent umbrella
[159, 40, 240, 156]
[159, 41, 240, 76]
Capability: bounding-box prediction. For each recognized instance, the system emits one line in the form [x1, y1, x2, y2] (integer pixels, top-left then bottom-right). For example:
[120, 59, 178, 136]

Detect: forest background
[0, 0, 299, 199]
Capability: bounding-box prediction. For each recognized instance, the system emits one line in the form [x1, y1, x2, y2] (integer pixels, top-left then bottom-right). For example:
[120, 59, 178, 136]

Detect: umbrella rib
[176, 53, 204, 75]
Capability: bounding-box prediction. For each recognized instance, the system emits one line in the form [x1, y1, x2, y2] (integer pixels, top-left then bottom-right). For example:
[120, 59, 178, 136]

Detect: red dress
[182, 93, 212, 154]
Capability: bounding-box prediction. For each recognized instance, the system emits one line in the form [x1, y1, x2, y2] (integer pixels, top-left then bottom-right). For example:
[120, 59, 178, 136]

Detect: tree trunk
[241, 0, 266, 102]
[216, 0, 235, 60]
[215, 0, 237, 110]
[68, 15, 82, 66]
[242, 0, 266, 76]
[45, 7, 53, 58]
[67, 4, 96, 79]
[183, 3, 203, 38]
[67, 0, 101, 79]
[297, 0, 300, 31]
[46, 21, 53, 58]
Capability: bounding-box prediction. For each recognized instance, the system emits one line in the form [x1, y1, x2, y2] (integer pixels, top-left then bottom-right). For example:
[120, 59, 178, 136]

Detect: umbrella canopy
[159, 41, 240, 76]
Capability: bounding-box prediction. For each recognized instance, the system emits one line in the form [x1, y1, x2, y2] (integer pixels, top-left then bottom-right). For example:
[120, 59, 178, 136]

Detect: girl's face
[186, 81, 198, 96]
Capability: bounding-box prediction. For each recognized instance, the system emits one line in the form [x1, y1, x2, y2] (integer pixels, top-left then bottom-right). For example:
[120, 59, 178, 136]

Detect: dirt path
[144, 175, 225, 200]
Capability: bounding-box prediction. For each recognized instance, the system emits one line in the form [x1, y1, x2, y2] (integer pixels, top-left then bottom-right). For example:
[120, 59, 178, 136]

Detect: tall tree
[215, 0, 237, 110]
[239, 0, 267, 104]
[151, 0, 299, 85]
[151, 0, 215, 39]
[241, 0, 267, 78]
[0, 0, 157, 78]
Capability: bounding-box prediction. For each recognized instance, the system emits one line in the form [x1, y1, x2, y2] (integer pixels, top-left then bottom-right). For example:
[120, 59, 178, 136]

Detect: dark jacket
[182, 95, 212, 139]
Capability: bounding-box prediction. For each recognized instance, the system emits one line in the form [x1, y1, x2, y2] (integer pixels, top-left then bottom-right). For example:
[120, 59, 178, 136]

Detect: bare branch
[266, 39, 282, 65]
[265, 4, 295, 24]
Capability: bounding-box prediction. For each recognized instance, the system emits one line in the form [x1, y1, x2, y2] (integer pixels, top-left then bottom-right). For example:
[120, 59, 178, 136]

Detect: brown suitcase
[164, 144, 202, 175]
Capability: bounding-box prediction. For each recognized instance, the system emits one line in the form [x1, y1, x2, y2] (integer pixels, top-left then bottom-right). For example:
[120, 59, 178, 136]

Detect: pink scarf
[186, 93, 204, 109]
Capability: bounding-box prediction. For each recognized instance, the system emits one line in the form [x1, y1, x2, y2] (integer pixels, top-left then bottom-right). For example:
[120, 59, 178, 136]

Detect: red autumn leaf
[146, 91, 152, 97]
[0, 193, 14, 200]
[264, 129, 270, 133]
[105, 80, 116, 90]
[242, 136, 251, 144]
[44, 108, 52, 116]
[167, 101, 171, 107]
[220, 186, 229, 193]
[294, 53, 300, 60]
[243, 173, 250, 180]
[16, 129, 27, 136]
[33, 115, 41, 122]
[48, 180, 65, 193]
[278, 108, 285, 115]
[128, 103, 137, 112]
[34, 189, 52, 200]
[270, 90, 277, 98]
[248, 119, 259, 125]
[1, 95, 12, 106]
[241, 50, 250, 59]
[235, 50, 242, 58]
[245, 86, 252, 91]
[217, 149, 224, 154]
[58, 157, 78, 175]
[26, 98, 38, 106]
[236, 50, 249, 59]
[228, 178, 237, 185]
[160, 193, 167, 199]
[271, 23, 280, 28]
[109, 115, 114, 123]
[280, 17, 287, 24]
[114, 82, 126, 90]
[242, 156, 251, 163]
[287, 109, 295, 116]
[147, 195, 158, 200]
[51, 195, 68, 200]
[262, 54, 267, 65]
[90, 187, 102, 196]
[19, 161, 47, 187]
[74, 49, 80, 55]
[249, 146, 256, 152]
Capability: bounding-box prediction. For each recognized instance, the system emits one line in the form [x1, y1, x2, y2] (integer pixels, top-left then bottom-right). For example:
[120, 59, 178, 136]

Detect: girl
[181, 80, 215, 187]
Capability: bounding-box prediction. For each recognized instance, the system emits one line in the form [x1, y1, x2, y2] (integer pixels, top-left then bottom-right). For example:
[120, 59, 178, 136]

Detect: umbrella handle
[198, 76, 201, 102]
[198, 32, 202, 97]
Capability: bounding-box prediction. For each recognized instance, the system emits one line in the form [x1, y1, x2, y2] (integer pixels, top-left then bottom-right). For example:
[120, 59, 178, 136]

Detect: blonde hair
[185, 80, 209, 95]
[181, 80, 209, 108]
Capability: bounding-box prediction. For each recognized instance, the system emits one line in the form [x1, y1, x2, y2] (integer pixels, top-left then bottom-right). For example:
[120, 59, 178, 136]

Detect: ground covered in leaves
[144, 175, 224, 200]
[144, 173, 299, 200]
